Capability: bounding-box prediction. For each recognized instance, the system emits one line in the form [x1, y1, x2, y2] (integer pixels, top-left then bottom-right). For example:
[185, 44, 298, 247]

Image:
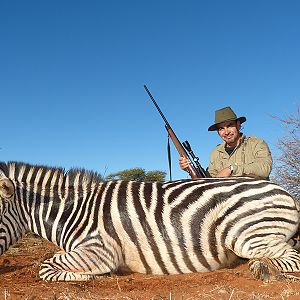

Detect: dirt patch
[1, 234, 300, 300]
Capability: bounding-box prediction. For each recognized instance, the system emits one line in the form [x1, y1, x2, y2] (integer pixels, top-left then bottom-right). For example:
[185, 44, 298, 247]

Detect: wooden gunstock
[166, 127, 199, 179]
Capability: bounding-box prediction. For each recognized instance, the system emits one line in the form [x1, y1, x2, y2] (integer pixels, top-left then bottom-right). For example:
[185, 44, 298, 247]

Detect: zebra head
[0, 168, 21, 255]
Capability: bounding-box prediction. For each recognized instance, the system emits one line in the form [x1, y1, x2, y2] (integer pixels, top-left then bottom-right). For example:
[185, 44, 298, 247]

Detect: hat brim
[208, 116, 246, 131]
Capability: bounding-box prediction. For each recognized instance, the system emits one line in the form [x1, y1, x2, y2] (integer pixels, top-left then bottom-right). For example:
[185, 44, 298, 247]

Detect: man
[179, 106, 272, 179]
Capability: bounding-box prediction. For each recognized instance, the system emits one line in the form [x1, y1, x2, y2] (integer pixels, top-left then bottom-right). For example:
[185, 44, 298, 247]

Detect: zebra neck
[0, 197, 28, 255]
[6, 161, 103, 247]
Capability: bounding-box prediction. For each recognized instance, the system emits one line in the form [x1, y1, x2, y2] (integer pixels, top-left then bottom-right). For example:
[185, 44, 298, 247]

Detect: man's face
[217, 120, 241, 147]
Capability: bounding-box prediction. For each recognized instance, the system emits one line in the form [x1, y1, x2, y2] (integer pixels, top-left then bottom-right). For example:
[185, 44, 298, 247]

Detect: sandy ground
[1, 234, 300, 300]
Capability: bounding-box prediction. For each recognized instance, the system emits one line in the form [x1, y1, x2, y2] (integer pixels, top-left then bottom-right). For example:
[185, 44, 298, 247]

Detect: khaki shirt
[208, 134, 272, 179]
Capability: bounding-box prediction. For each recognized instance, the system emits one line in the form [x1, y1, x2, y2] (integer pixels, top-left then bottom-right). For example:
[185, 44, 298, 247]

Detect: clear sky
[1, 0, 299, 180]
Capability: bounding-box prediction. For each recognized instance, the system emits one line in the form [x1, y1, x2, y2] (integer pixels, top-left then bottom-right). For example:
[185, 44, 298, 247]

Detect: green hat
[208, 106, 246, 131]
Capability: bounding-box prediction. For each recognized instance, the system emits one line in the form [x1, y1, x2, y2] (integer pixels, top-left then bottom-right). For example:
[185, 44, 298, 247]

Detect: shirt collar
[217, 133, 246, 153]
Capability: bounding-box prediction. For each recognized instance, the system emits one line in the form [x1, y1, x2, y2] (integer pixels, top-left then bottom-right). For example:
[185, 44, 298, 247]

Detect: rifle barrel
[144, 84, 206, 179]
[144, 85, 171, 128]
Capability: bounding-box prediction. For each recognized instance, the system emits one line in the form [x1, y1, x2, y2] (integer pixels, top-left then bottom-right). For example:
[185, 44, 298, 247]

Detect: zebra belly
[121, 242, 239, 275]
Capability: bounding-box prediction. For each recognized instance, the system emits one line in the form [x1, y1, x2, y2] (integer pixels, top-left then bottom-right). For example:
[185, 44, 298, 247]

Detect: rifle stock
[165, 125, 200, 179]
[144, 84, 206, 179]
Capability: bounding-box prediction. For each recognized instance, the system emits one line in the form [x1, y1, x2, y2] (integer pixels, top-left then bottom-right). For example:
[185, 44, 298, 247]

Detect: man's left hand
[216, 167, 232, 178]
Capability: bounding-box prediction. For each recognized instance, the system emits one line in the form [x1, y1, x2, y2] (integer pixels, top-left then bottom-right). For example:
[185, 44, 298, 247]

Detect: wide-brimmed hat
[208, 106, 246, 131]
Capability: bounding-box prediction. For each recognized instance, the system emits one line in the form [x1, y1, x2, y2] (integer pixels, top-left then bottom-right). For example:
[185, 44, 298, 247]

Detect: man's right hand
[179, 156, 191, 171]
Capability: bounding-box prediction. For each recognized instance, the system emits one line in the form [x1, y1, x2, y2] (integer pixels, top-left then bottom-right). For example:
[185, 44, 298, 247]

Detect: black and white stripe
[0, 161, 299, 281]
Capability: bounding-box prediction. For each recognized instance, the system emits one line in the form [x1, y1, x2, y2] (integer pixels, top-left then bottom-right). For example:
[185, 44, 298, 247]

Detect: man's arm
[234, 138, 272, 179]
[208, 137, 272, 179]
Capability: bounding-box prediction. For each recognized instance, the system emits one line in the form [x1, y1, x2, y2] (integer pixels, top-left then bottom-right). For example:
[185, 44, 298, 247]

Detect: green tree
[106, 168, 166, 182]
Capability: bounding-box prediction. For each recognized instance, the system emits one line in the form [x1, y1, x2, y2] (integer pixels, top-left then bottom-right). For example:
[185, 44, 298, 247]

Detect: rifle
[144, 85, 207, 179]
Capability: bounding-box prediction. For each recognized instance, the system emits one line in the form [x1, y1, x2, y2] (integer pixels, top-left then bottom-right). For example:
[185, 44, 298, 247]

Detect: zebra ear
[0, 179, 15, 199]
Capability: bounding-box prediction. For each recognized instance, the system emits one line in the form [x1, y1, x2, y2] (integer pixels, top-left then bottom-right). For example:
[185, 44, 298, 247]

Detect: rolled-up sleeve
[241, 139, 272, 179]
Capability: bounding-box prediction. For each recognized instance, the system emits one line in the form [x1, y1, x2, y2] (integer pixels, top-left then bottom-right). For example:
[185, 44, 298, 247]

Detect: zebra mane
[0, 161, 103, 186]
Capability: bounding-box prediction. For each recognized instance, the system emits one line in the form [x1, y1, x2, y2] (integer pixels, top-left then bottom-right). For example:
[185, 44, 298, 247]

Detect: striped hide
[0, 161, 299, 281]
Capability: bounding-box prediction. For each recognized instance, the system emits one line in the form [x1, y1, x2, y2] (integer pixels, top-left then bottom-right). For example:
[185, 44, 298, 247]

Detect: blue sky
[1, 0, 299, 180]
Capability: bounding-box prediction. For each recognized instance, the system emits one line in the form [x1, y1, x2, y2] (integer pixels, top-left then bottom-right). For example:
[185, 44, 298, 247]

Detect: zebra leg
[39, 245, 122, 281]
[248, 248, 300, 281]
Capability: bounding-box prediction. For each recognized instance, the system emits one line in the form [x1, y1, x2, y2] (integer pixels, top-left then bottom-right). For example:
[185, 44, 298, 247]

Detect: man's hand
[216, 166, 232, 178]
[179, 156, 191, 171]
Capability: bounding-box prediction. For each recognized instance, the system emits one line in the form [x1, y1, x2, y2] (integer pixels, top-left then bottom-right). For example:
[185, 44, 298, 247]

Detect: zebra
[0, 161, 300, 281]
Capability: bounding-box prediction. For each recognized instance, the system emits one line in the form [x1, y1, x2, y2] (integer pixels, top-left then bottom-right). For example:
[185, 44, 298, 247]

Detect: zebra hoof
[249, 258, 283, 282]
[249, 259, 271, 281]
